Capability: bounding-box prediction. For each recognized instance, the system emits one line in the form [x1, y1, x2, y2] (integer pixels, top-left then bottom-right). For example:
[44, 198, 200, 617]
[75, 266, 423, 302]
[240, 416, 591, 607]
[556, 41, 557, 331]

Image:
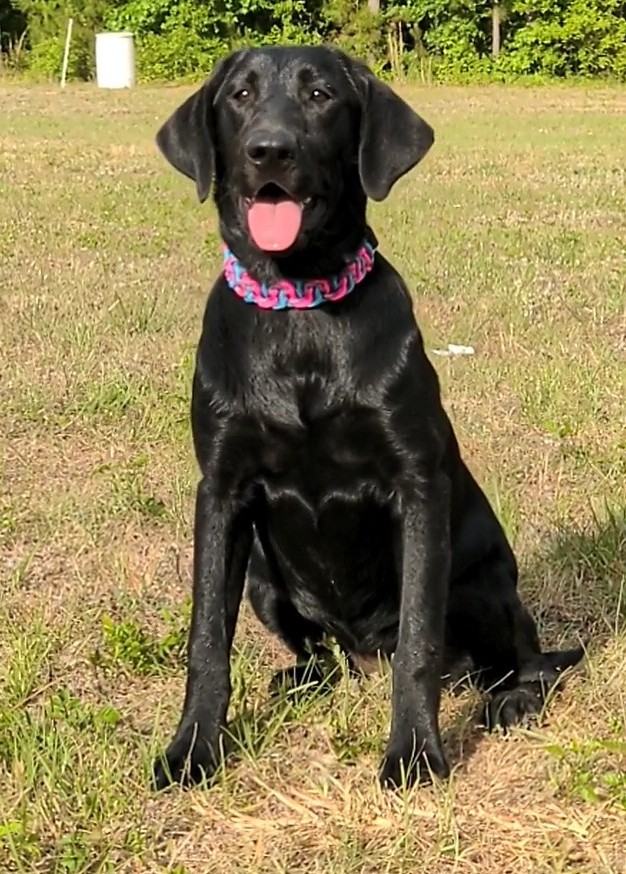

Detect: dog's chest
[256, 401, 398, 499]
[242, 317, 403, 496]
[229, 318, 404, 640]
[255, 406, 401, 636]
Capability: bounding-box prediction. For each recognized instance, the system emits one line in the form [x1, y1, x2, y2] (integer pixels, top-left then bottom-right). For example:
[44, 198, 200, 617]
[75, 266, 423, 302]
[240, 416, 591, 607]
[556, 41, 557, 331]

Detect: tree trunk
[368, 0, 381, 13]
[492, 3, 501, 58]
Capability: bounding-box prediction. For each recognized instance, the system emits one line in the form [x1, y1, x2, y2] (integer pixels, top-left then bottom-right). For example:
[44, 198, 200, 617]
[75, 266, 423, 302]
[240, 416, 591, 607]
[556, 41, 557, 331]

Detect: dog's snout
[245, 130, 297, 168]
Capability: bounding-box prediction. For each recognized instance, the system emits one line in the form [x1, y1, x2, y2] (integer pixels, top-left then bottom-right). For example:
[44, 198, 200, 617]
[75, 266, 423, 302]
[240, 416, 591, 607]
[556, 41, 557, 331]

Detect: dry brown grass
[1, 82, 625, 873]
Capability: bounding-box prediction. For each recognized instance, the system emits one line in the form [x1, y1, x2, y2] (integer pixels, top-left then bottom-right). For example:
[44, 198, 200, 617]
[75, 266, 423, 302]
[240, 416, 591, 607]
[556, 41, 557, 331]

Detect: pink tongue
[247, 198, 303, 252]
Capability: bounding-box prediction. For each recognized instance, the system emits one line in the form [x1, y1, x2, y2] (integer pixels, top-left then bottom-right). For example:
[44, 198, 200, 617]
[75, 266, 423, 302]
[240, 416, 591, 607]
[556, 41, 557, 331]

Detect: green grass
[1, 81, 626, 872]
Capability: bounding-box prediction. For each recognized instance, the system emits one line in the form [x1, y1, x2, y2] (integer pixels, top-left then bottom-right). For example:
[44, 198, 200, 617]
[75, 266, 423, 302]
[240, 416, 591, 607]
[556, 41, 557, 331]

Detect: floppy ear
[357, 69, 434, 202]
[155, 55, 234, 203]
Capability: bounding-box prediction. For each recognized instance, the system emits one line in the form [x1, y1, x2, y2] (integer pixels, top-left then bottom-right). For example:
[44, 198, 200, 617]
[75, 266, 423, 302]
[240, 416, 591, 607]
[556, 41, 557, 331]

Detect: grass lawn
[1, 80, 625, 873]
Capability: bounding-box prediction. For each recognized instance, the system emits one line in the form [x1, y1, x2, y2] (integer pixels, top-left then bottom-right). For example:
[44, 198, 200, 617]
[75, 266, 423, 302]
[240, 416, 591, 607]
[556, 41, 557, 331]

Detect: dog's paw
[268, 660, 328, 698]
[379, 737, 450, 790]
[481, 683, 544, 732]
[152, 725, 221, 791]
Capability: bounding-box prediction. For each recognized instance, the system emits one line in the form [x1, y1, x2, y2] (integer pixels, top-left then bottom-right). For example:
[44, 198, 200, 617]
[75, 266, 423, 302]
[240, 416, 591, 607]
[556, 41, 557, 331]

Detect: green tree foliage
[1, 0, 625, 82]
[499, 0, 626, 79]
[104, 0, 325, 81]
[10, 1, 111, 78]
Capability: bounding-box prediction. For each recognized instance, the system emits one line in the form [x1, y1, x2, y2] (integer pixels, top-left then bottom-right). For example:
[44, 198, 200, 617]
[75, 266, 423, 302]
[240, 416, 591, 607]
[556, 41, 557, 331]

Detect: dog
[152, 45, 583, 790]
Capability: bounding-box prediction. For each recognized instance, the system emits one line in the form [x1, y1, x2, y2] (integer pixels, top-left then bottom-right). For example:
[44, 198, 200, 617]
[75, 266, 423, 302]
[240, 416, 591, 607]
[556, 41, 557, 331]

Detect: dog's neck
[222, 234, 377, 310]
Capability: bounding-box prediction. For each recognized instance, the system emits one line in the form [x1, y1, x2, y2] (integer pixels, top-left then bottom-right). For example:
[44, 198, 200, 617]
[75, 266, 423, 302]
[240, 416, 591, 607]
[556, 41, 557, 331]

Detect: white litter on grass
[431, 343, 475, 358]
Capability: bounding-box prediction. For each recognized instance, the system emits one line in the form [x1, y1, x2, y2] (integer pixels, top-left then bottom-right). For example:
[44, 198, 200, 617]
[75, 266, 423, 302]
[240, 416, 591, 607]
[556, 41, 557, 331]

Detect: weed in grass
[0, 505, 17, 540]
[224, 643, 336, 769]
[1, 619, 58, 707]
[67, 372, 151, 424]
[92, 608, 188, 676]
[107, 290, 179, 337]
[483, 474, 520, 546]
[0, 683, 146, 870]
[547, 735, 626, 809]
[0, 820, 41, 870]
[95, 455, 170, 522]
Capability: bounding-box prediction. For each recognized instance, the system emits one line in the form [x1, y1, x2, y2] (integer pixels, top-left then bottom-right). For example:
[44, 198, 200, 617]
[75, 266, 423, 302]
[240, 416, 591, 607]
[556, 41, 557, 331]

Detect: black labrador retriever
[152, 45, 583, 790]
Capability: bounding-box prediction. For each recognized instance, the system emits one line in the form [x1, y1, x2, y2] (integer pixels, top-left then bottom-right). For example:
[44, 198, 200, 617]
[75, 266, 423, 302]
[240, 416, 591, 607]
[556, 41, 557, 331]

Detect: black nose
[245, 130, 297, 168]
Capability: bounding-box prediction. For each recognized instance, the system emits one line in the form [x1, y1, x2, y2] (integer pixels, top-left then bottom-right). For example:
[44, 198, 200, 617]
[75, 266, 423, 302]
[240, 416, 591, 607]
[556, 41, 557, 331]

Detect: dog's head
[156, 46, 433, 278]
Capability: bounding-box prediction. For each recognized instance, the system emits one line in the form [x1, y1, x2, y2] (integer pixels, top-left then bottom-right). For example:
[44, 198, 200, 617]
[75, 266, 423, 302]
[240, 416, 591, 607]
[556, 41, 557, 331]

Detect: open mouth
[244, 183, 314, 253]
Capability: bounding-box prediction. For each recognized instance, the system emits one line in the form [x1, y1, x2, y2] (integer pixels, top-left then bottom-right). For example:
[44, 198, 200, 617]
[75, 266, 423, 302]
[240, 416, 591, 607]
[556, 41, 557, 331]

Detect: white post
[60, 18, 73, 88]
[492, 3, 501, 58]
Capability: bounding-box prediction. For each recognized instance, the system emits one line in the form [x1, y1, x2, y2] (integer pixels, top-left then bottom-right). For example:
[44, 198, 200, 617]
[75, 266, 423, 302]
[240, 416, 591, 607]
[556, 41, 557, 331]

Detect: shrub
[498, 0, 626, 80]
[104, 0, 324, 81]
[13, 0, 110, 80]
[4, 1, 626, 84]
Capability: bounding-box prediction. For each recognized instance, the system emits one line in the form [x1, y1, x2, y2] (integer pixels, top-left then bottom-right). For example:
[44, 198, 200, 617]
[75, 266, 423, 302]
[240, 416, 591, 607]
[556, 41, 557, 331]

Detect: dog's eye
[310, 88, 331, 104]
[233, 88, 251, 103]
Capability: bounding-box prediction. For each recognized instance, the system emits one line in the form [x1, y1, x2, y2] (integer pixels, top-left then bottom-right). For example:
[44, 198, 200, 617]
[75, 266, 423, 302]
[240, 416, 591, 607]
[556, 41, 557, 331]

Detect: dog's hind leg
[246, 538, 338, 696]
[446, 548, 583, 730]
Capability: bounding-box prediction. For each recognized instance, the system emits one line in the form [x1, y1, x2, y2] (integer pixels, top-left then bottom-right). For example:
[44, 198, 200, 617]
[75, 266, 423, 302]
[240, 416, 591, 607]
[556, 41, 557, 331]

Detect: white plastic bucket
[95, 32, 136, 89]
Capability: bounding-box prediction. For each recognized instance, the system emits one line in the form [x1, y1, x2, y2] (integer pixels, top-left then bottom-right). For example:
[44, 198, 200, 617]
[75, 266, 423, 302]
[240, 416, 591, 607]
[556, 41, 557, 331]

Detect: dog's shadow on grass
[204, 506, 626, 784]
[443, 504, 626, 773]
[528, 504, 626, 649]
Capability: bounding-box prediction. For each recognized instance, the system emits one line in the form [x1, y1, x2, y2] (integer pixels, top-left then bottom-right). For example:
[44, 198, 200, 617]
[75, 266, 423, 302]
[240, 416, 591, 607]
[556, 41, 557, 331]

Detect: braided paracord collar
[222, 240, 376, 310]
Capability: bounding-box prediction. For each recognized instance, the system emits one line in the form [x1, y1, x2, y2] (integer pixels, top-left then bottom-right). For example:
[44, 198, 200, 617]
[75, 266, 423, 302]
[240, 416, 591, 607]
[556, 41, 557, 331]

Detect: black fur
[152, 45, 583, 791]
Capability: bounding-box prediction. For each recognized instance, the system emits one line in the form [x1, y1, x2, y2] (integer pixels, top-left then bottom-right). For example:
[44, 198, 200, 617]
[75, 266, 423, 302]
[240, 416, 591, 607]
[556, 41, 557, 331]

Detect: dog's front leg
[380, 472, 451, 789]
[152, 478, 252, 790]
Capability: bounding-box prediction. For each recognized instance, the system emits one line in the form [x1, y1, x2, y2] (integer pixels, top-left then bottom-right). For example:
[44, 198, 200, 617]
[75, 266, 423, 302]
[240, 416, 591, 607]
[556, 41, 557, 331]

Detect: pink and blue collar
[222, 240, 376, 310]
